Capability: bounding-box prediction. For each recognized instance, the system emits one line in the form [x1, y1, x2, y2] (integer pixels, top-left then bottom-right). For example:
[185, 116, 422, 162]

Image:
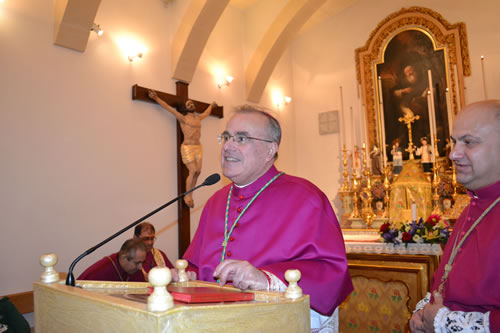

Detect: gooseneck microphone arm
[65, 173, 221, 286]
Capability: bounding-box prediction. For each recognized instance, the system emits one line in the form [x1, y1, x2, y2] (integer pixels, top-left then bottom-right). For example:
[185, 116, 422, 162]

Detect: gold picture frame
[355, 7, 470, 157]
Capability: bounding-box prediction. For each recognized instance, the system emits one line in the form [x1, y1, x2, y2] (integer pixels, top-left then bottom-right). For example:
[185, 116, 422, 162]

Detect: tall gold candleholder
[431, 164, 443, 216]
[340, 145, 350, 192]
[383, 165, 391, 218]
[350, 175, 361, 218]
[360, 143, 374, 226]
[451, 163, 458, 203]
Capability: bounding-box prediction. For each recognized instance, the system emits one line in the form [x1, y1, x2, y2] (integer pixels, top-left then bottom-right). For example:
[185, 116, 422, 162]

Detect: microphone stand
[65, 174, 219, 286]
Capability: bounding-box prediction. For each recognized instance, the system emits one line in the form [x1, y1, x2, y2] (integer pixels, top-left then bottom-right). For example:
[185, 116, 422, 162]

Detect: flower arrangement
[379, 214, 450, 245]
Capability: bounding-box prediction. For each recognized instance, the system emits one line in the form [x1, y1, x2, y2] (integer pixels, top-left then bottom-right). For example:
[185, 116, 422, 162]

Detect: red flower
[402, 232, 412, 242]
[379, 222, 390, 233]
[426, 214, 441, 226]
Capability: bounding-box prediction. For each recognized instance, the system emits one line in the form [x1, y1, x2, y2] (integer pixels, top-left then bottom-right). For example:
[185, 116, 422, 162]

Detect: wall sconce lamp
[217, 76, 234, 89]
[91, 23, 104, 37]
[274, 95, 292, 110]
[128, 52, 143, 62]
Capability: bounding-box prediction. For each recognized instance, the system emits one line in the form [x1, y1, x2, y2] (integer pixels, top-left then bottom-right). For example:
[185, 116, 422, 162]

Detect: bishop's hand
[422, 292, 445, 333]
[213, 259, 268, 291]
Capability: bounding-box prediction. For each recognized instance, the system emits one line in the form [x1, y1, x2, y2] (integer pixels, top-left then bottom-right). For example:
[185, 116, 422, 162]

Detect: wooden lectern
[34, 279, 310, 332]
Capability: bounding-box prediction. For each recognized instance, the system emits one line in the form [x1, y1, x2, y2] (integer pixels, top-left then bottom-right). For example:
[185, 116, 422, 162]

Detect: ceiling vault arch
[171, 0, 230, 83]
[245, 0, 328, 102]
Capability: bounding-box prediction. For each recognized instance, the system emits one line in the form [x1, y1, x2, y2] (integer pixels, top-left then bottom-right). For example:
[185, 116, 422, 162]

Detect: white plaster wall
[291, 0, 500, 217]
[0, 0, 296, 295]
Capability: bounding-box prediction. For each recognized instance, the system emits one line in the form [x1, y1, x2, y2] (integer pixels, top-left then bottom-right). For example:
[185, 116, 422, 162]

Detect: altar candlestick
[480, 56, 488, 99]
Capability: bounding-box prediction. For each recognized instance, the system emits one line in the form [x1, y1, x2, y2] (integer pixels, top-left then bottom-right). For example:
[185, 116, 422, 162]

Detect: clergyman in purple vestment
[133, 222, 174, 281]
[410, 100, 500, 332]
[78, 238, 147, 282]
[179, 106, 353, 331]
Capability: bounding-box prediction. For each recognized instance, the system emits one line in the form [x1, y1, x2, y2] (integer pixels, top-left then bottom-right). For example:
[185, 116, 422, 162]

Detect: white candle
[350, 105, 355, 151]
[445, 88, 453, 136]
[378, 76, 387, 167]
[411, 202, 417, 221]
[426, 91, 436, 161]
[427, 70, 437, 160]
[378, 76, 383, 104]
[340, 86, 346, 148]
[358, 83, 368, 148]
[480, 55, 488, 99]
[353, 106, 360, 147]
[454, 64, 461, 113]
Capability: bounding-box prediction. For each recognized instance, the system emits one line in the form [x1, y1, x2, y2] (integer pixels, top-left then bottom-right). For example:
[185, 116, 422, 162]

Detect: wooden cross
[132, 82, 223, 257]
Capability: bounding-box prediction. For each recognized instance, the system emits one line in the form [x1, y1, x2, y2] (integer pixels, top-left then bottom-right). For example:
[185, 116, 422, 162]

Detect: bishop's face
[221, 112, 276, 186]
[450, 103, 500, 191]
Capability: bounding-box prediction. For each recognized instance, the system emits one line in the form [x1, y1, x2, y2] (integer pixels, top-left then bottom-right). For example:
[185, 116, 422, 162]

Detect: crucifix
[132, 82, 223, 256]
[398, 109, 420, 160]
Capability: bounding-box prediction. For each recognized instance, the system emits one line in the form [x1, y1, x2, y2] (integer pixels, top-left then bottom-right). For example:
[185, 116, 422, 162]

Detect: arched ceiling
[53, 0, 358, 103]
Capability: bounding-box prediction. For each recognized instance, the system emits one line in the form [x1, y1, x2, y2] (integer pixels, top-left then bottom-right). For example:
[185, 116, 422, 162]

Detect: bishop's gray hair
[233, 104, 282, 146]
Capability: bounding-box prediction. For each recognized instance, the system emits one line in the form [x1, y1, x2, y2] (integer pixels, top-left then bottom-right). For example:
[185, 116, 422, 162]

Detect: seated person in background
[409, 100, 500, 332]
[175, 105, 353, 332]
[78, 238, 146, 282]
[133, 222, 174, 281]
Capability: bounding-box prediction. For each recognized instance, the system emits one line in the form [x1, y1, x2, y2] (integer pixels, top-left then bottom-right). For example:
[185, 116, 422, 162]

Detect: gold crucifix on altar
[398, 108, 420, 160]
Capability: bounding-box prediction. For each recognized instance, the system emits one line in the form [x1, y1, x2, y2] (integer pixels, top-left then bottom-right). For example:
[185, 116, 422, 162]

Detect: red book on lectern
[166, 286, 255, 303]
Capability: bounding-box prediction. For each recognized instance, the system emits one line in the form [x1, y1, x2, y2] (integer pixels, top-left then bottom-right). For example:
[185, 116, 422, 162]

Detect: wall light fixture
[217, 76, 234, 89]
[91, 23, 104, 37]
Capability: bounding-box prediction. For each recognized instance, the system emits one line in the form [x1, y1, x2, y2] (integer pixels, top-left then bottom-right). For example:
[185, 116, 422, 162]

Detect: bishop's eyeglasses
[218, 132, 273, 145]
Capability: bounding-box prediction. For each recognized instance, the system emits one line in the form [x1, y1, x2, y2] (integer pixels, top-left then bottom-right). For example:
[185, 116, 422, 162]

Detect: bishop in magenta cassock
[410, 100, 500, 332]
[182, 106, 353, 331]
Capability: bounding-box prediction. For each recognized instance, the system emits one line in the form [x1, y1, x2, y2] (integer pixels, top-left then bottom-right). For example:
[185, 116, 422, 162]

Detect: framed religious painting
[355, 7, 471, 165]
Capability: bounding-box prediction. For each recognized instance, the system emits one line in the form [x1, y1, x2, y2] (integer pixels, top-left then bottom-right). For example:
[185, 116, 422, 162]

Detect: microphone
[65, 173, 221, 286]
[201, 173, 220, 186]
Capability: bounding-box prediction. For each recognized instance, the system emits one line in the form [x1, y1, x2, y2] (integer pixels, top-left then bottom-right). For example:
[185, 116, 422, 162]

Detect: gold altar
[34, 280, 310, 332]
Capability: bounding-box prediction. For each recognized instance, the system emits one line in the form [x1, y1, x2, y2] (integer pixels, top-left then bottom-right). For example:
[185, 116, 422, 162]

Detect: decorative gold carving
[355, 7, 471, 150]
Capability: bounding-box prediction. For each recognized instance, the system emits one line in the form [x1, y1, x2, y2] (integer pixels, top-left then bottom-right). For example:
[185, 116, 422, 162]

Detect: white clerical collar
[235, 181, 253, 188]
